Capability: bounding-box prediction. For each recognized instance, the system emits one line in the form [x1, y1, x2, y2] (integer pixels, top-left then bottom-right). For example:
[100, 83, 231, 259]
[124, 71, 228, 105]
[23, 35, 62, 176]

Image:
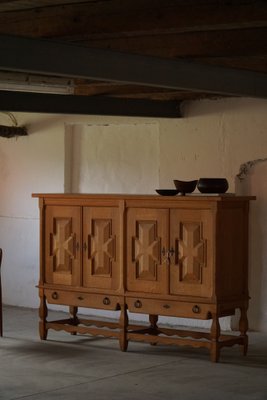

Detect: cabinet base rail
[127, 324, 247, 362]
[44, 318, 121, 338]
[40, 311, 248, 363]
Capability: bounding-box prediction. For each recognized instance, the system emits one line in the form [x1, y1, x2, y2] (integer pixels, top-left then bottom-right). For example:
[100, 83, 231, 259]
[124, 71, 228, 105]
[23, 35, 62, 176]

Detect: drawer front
[126, 297, 212, 319]
[45, 289, 121, 311]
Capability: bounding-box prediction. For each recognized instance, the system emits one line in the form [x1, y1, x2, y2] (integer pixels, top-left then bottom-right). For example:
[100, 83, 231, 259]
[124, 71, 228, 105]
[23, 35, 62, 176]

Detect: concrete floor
[0, 306, 267, 400]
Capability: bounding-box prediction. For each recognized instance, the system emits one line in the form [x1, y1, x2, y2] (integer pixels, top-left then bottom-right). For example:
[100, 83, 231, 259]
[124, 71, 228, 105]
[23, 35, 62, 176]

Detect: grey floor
[1, 306, 267, 400]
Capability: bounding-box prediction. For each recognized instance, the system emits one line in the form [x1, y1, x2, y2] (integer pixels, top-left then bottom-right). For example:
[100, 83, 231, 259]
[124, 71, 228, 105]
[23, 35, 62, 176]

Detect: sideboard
[32, 193, 255, 362]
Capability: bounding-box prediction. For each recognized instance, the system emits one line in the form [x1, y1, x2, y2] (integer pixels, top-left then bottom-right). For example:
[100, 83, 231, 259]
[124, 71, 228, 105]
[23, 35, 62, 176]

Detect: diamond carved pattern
[89, 219, 115, 277]
[51, 218, 74, 274]
[134, 221, 161, 281]
[178, 222, 206, 283]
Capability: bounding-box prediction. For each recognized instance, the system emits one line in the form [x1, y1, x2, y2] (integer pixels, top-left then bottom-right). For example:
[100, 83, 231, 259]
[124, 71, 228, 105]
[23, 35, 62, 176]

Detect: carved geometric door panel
[45, 206, 81, 286]
[83, 207, 120, 290]
[169, 209, 213, 298]
[127, 208, 168, 294]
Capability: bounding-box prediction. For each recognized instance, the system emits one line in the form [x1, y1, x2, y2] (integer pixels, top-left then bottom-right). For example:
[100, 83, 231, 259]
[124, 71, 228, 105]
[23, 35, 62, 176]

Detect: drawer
[45, 289, 121, 311]
[126, 297, 212, 319]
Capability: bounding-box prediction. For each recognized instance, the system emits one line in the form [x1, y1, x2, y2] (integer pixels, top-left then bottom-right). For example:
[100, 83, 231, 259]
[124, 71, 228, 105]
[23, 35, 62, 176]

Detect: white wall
[69, 122, 160, 194]
[244, 163, 267, 332]
[0, 97, 267, 332]
[0, 113, 66, 308]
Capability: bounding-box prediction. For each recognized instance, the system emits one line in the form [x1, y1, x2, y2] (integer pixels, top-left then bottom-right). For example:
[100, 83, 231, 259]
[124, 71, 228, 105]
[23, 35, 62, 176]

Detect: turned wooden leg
[149, 314, 158, 330]
[239, 305, 249, 356]
[69, 306, 79, 335]
[39, 295, 48, 340]
[119, 303, 128, 352]
[149, 314, 158, 345]
[210, 314, 221, 362]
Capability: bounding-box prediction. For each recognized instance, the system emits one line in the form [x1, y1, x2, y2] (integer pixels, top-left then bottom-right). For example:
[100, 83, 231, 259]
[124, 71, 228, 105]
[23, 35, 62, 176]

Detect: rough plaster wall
[69, 122, 160, 193]
[158, 98, 267, 191]
[158, 98, 267, 331]
[0, 113, 65, 307]
[0, 98, 267, 332]
[237, 162, 267, 332]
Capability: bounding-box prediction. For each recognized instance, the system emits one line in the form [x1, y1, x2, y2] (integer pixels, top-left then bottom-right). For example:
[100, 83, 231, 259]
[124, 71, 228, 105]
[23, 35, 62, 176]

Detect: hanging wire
[1, 112, 18, 126]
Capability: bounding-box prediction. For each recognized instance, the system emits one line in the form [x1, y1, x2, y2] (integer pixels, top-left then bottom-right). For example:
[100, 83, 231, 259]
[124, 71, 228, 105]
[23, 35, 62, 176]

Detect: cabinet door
[170, 208, 213, 298]
[127, 208, 168, 294]
[45, 206, 81, 286]
[83, 207, 120, 290]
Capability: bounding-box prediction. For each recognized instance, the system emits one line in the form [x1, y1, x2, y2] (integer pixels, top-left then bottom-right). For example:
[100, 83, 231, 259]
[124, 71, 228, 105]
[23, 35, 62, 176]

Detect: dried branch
[236, 158, 267, 181]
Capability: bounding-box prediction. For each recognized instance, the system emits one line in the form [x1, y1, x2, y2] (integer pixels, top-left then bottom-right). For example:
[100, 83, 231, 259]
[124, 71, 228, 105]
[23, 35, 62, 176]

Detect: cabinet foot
[241, 336, 248, 356]
[210, 345, 220, 363]
[69, 306, 79, 335]
[149, 314, 159, 345]
[149, 314, 158, 329]
[119, 303, 128, 352]
[39, 294, 48, 340]
[120, 339, 129, 352]
[239, 305, 249, 356]
[39, 321, 47, 340]
[210, 313, 220, 363]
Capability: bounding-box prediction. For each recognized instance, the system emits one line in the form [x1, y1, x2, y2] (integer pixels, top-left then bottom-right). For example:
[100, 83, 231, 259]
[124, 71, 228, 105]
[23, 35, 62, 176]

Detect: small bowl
[156, 189, 179, 196]
[197, 178, 229, 194]
[173, 180, 197, 195]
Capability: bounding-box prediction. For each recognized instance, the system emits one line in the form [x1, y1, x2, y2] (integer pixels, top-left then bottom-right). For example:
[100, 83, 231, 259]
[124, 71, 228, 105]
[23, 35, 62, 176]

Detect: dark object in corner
[0, 125, 27, 138]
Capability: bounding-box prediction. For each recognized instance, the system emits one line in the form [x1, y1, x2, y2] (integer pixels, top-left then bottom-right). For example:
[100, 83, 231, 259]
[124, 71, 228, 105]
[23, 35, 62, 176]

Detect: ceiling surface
[0, 0, 267, 117]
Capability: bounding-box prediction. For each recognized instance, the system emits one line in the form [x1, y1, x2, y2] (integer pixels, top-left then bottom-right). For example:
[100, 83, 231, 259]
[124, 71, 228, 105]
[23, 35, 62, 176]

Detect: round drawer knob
[52, 291, 58, 300]
[103, 297, 111, 305]
[192, 305, 200, 314]
[163, 304, 170, 309]
[134, 300, 142, 309]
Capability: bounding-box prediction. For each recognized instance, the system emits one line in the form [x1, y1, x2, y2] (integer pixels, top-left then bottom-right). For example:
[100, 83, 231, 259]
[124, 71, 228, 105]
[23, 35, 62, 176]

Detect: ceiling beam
[1, 35, 267, 98]
[82, 27, 267, 59]
[0, 90, 181, 118]
[0, 2, 267, 38]
[0, 0, 91, 12]
[194, 56, 267, 74]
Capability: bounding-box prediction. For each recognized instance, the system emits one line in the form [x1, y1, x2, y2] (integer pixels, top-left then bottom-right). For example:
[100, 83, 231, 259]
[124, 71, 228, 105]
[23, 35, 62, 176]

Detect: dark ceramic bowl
[197, 178, 229, 194]
[156, 189, 179, 196]
[173, 180, 198, 195]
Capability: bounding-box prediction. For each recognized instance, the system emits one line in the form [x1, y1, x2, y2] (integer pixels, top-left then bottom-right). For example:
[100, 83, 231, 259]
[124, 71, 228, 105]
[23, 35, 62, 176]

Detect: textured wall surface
[69, 122, 160, 194]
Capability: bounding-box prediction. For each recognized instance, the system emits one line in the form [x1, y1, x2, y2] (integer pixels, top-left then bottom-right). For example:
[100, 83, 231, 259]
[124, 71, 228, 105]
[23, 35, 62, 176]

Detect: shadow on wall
[235, 160, 267, 332]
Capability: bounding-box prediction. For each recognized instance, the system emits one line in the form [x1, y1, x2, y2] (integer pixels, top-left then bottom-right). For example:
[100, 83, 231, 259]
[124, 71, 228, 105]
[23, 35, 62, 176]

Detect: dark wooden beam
[80, 27, 267, 59]
[73, 81, 212, 101]
[0, 0, 93, 12]
[1, 35, 267, 98]
[0, 2, 266, 38]
[0, 90, 181, 118]
[195, 56, 267, 74]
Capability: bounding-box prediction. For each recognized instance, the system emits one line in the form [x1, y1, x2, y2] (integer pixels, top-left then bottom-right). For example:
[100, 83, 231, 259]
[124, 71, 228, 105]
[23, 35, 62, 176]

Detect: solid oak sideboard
[32, 193, 255, 362]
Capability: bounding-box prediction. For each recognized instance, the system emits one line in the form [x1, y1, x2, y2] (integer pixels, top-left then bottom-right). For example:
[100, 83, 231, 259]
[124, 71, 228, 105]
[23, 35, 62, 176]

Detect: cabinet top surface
[32, 193, 255, 202]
